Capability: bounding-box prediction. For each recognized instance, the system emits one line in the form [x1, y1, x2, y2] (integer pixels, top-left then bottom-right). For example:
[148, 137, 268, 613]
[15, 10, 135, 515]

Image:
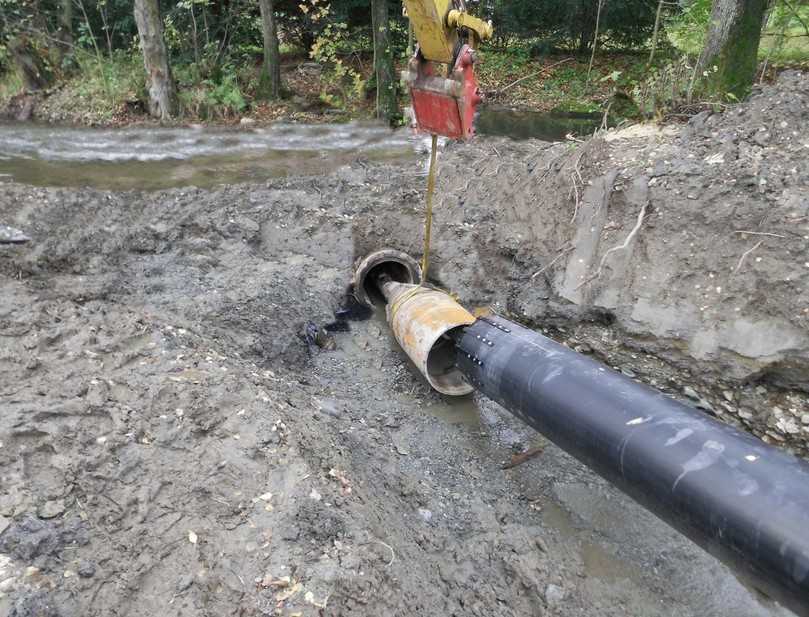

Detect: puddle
[541, 499, 579, 538]
[579, 541, 635, 583]
[541, 497, 638, 583]
[424, 396, 481, 427]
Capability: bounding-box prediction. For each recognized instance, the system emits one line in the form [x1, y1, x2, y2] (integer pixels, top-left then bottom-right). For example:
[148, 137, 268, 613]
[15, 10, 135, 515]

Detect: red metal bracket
[403, 44, 483, 140]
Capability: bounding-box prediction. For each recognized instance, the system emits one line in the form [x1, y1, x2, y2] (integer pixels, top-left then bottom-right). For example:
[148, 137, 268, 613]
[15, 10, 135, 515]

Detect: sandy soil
[0, 72, 806, 617]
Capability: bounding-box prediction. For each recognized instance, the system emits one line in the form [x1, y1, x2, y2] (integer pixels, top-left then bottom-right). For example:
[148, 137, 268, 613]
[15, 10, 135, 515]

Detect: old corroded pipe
[376, 273, 475, 396]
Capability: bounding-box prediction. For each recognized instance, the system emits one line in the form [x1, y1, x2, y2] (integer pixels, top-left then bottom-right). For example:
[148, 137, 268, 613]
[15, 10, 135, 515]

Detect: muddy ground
[0, 72, 807, 616]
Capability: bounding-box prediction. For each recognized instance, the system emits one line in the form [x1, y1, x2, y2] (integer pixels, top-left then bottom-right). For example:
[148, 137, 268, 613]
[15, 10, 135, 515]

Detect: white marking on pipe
[673, 440, 725, 490]
[665, 428, 693, 446]
[626, 416, 651, 426]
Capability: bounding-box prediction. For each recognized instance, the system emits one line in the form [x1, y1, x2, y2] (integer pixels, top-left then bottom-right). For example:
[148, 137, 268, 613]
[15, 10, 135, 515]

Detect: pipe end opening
[426, 326, 474, 396]
[353, 249, 422, 307]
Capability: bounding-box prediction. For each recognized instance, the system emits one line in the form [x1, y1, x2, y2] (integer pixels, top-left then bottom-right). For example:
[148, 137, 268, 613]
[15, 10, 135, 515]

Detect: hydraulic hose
[454, 314, 809, 617]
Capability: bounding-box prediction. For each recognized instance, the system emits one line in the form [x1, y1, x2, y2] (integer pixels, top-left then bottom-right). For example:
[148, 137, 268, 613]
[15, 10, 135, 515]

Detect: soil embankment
[0, 71, 806, 616]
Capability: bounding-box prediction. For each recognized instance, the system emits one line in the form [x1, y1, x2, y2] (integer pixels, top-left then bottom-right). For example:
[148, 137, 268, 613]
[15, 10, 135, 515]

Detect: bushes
[487, 0, 658, 52]
[178, 71, 248, 118]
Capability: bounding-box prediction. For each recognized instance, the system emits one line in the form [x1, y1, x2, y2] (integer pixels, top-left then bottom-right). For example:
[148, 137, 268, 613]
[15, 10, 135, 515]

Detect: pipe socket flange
[353, 249, 422, 307]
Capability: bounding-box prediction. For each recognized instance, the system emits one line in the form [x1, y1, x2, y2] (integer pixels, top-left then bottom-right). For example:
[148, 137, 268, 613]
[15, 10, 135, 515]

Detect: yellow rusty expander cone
[386, 283, 475, 396]
[353, 249, 474, 396]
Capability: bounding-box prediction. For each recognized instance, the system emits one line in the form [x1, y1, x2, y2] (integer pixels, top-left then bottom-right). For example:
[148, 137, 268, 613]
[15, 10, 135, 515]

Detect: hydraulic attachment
[402, 0, 492, 140]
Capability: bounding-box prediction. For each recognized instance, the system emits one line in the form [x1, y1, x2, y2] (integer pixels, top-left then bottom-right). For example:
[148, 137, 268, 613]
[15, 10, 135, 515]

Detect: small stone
[0, 225, 30, 244]
[801, 414, 809, 425]
[683, 386, 700, 400]
[722, 390, 734, 402]
[392, 434, 410, 456]
[620, 368, 636, 378]
[317, 399, 341, 418]
[77, 561, 96, 578]
[0, 576, 15, 592]
[535, 537, 548, 553]
[37, 499, 65, 520]
[545, 584, 565, 606]
[177, 573, 194, 591]
[239, 117, 256, 126]
[63, 569, 76, 578]
[777, 419, 801, 435]
[418, 508, 432, 523]
[309, 488, 322, 501]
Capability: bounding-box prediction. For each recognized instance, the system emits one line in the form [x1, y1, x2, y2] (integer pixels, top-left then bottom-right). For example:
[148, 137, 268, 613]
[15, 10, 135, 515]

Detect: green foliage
[487, 0, 659, 52]
[667, 0, 712, 55]
[669, 0, 809, 64]
[204, 72, 248, 113]
[2, 0, 807, 122]
[310, 15, 365, 109]
[629, 55, 694, 116]
[175, 61, 248, 118]
[0, 69, 22, 100]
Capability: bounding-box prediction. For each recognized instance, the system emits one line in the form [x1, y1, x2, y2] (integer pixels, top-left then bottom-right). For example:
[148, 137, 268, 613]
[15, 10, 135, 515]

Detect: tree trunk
[586, 0, 606, 83]
[694, 0, 770, 99]
[371, 0, 397, 124]
[648, 0, 665, 65]
[258, 0, 282, 99]
[573, 0, 596, 54]
[134, 0, 179, 120]
[57, 0, 73, 54]
[8, 36, 51, 92]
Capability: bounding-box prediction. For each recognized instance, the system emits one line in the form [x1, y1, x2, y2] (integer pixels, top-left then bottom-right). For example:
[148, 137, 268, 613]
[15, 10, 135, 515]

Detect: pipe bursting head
[353, 250, 475, 396]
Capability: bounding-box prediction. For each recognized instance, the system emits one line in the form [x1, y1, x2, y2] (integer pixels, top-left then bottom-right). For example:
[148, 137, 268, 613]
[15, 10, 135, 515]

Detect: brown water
[0, 111, 602, 191]
[0, 122, 424, 190]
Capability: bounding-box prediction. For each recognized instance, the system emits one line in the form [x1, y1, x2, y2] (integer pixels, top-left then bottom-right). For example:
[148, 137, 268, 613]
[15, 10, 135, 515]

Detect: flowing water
[0, 122, 423, 190]
[0, 110, 602, 191]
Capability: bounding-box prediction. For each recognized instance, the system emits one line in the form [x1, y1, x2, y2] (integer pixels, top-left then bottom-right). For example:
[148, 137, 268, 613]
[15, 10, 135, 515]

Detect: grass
[0, 70, 22, 103]
[476, 50, 651, 117]
[70, 51, 147, 117]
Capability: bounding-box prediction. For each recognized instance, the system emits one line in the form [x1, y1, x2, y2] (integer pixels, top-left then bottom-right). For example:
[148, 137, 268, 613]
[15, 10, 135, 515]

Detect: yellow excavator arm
[402, 0, 493, 139]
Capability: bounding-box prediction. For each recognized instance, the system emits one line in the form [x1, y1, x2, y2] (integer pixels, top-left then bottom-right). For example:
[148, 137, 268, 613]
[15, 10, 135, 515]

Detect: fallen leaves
[502, 446, 545, 470]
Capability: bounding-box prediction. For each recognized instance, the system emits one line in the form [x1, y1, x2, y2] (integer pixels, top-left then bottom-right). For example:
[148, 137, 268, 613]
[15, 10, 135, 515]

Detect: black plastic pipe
[454, 315, 809, 617]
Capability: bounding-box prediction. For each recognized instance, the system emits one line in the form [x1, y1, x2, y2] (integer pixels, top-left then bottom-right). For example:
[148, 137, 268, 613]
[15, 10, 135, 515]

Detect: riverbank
[0, 51, 696, 129]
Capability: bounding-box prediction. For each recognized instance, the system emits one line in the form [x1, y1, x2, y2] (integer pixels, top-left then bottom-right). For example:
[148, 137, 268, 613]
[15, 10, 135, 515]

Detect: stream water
[0, 110, 602, 191]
